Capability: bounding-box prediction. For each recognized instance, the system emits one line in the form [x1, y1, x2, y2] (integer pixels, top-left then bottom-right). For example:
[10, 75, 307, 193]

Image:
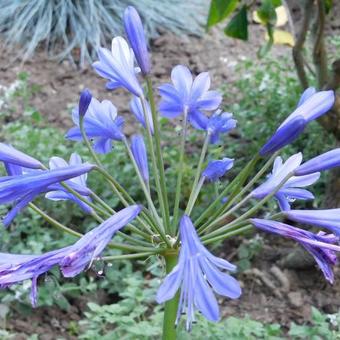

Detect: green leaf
[224, 6, 248, 40]
[257, 0, 278, 25]
[207, 0, 239, 28]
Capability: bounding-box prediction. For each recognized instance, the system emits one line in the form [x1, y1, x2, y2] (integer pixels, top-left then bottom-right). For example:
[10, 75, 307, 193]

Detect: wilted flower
[284, 209, 340, 237]
[251, 154, 320, 210]
[129, 96, 154, 134]
[130, 135, 149, 183]
[123, 6, 150, 75]
[295, 149, 340, 176]
[93, 37, 143, 96]
[66, 96, 124, 154]
[207, 110, 237, 144]
[0, 143, 43, 170]
[202, 158, 234, 182]
[0, 205, 141, 306]
[260, 89, 334, 156]
[157, 215, 241, 330]
[251, 218, 340, 283]
[0, 163, 94, 227]
[158, 65, 222, 129]
[45, 154, 92, 213]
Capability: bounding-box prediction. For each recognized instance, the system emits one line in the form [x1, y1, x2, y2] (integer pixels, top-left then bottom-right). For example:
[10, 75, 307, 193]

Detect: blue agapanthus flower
[0, 143, 43, 170]
[207, 110, 237, 144]
[66, 96, 124, 154]
[295, 148, 340, 176]
[260, 89, 334, 155]
[130, 96, 154, 134]
[158, 65, 222, 129]
[45, 154, 92, 213]
[123, 6, 150, 75]
[284, 209, 340, 237]
[251, 153, 320, 211]
[93, 37, 143, 96]
[0, 205, 141, 306]
[78, 88, 92, 117]
[156, 215, 241, 330]
[202, 158, 234, 182]
[251, 218, 340, 283]
[0, 163, 94, 227]
[130, 135, 149, 183]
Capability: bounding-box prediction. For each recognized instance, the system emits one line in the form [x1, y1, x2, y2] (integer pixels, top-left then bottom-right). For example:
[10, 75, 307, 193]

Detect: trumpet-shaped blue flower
[296, 87, 316, 106]
[66, 97, 124, 154]
[260, 89, 334, 156]
[252, 154, 320, 211]
[295, 148, 340, 176]
[280, 89, 334, 127]
[156, 215, 241, 330]
[129, 96, 154, 134]
[158, 65, 222, 129]
[45, 154, 92, 213]
[0, 143, 43, 170]
[130, 135, 149, 183]
[207, 110, 237, 144]
[0, 205, 141, 306]
[93, 37, 143, 96]
[0, 163, 94, 227]
[284, 209, 340, 237]
[123, 6, 150, 75]
[260, 116, 306, 156]
[202, 158, 234, 182]
[251, 218, 340, 283]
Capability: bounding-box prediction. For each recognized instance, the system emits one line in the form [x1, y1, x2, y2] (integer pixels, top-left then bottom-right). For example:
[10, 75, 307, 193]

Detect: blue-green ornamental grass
[0, 6, 340, 339]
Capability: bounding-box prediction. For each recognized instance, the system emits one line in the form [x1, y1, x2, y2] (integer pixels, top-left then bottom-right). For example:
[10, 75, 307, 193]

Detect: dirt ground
[0, 3, 340, 339]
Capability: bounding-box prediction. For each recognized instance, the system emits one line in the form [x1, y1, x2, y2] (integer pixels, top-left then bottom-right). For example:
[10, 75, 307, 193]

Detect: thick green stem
[162, 252, 179, 340]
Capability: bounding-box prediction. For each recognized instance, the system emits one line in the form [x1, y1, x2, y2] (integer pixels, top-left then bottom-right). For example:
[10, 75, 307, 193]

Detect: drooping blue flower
[156, 215, 241, 330]
[202, 158, 234, 182]
[129, 96, 154, 134]
[123, 6, 150, 75]
[0, 205, 141, 306]
[251, 154, 320, 211]
[284, 209, 340, 237]
[260, 89, 334, 156]
[158, 65, 222, 129]
[251, 218, 340, 283]
[66, 96, 124, 154]
[295, 149, 340, 176]
[207, 110, 237, 144]
[0, 163, 94, 227]
[0, 143, 43, 170]
[92, 37, 143, 96]
[130, 135, 149, 183]
[45, 154, 92, 213]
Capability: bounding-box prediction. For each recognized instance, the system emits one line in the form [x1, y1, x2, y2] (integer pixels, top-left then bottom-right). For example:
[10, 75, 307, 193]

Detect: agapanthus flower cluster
[0, 5, 339, 337]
